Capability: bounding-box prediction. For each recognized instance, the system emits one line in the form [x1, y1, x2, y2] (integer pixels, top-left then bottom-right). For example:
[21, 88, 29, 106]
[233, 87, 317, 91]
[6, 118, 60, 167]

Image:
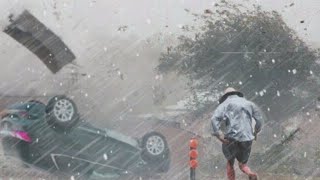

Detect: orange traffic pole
[189, 137, 198, 180]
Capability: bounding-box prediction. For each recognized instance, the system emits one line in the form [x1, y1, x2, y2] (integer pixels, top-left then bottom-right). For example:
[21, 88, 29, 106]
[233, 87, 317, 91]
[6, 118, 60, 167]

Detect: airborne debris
[204, 9, 213, 14]
[4, 10, 76, 74]
[118, 25, 128, 32]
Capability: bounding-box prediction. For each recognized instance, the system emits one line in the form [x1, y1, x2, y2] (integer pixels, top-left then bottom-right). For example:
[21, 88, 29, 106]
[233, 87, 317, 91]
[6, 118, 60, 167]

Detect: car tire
[141, 131, 169, 162]
[45, 95, 79, 133]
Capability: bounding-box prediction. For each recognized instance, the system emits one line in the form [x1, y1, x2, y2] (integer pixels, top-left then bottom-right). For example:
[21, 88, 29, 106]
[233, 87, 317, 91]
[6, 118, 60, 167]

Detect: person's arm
[211, 105, 229, 143]
[251, 102, 264, 134]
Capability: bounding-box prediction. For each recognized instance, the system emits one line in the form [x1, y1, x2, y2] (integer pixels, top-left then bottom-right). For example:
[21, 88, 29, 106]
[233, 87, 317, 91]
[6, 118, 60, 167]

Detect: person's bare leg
[227, 159, 235, 180]
[239, 163, 258, 180]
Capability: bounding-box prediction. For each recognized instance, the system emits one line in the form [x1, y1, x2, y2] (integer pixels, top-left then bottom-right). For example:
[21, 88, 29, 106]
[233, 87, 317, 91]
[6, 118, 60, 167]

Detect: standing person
[211, 87, 264, 180]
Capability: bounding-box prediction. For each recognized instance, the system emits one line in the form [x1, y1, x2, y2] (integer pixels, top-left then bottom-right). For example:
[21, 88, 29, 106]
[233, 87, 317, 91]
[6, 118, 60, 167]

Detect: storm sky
[0, 0, 319, 96]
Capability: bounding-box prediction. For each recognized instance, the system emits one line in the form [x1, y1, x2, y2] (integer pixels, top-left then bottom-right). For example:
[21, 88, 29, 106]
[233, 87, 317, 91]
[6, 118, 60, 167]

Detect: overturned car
[0, 95, 170, 179]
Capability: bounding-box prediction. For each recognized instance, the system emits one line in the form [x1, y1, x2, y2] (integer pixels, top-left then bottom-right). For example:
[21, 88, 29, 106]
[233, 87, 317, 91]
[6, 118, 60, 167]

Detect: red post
[189, 138, 198, 180]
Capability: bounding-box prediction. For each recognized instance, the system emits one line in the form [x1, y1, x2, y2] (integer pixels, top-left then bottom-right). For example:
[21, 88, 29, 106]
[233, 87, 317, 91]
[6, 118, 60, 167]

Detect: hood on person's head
[219, 87, 244, 104]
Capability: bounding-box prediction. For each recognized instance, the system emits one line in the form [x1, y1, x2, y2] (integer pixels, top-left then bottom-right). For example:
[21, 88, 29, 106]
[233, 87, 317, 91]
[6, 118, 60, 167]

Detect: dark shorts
[222, 141, 252, 164]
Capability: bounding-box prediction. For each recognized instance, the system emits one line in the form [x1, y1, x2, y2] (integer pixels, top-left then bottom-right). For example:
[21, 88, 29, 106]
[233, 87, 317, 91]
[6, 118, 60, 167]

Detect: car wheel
[141, 132, 169, 162]
[45, 95, 79, 133]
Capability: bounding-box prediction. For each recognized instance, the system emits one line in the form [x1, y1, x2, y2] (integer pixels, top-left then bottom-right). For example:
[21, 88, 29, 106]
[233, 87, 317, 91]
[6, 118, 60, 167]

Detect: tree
[157, 2, 320, 121]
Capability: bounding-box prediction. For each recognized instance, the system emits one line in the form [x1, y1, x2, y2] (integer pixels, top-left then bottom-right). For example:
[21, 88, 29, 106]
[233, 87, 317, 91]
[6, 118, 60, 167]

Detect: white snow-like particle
[306, 112, 310, 116]
[70, 176, 75, 180]
[288, 69, 291, 73]
[310, 70, 313, 75]
[177, 24, 183, 29]
[87, 74, 91, 78]
[180, 119, 187, 127]
[215, 166, 218, 169]
[267, 107, 270, 112]
[146, 19, 151, 24]
[239, 81, 243, 85]
[273, 134, 277, 138]
[60, 82, 63, 86]
[304, 152, 307, 158]
[277, 91, 281, 97]
[68, 163, 71, 167]
[259, 91, 264, 96]
[136, 53, 140, 57]
[36, 138, 39, 143]
[104, 47, 107, 51]
[43, 92, 47, 96]
[117, 71, 122, 76]
[129, 108, 133, 112]
[259, 61, 262, 65]
[103, 153, 108, 160]
[255, 92, 258, 95]
[309, 119, 312, 122]
[97, 131, 100, 134]
[263, 89, 267, 93]
[85, 93, 88, 97]
[249, 75, 253, 78]
[292, 69, 297, 74]
[272, 59, 275, 64]
[110, 150, 113, 154]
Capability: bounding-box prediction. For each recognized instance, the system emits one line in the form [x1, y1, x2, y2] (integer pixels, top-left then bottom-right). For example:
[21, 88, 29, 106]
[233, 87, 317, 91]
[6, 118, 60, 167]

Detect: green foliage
[157, 2, 319, 120]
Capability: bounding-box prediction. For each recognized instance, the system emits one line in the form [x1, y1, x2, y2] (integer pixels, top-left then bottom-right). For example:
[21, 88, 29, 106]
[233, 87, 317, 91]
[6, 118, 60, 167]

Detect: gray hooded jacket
[211, 94, 264, 142]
